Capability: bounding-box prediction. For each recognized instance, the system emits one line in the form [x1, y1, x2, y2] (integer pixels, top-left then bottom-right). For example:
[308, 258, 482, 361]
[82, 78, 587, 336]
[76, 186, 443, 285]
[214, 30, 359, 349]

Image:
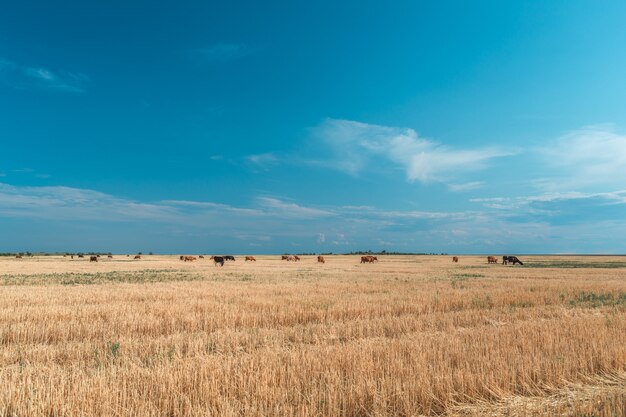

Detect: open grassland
[0, 255, 625, 416]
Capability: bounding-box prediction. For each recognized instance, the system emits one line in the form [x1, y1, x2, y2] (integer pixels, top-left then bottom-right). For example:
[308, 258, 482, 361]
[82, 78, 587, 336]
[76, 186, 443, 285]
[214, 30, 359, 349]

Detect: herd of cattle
[13, 254, 524, 266]
[453, 255, 523, 265]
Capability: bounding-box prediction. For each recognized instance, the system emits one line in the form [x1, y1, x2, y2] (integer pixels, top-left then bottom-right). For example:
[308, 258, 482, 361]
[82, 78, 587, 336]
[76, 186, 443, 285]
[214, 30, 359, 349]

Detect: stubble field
[0, 254, 625, 416]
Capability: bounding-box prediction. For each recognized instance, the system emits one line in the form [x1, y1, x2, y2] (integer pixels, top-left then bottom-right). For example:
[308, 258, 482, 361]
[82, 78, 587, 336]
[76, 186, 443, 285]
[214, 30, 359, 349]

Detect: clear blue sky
[2, 0, 626, 254]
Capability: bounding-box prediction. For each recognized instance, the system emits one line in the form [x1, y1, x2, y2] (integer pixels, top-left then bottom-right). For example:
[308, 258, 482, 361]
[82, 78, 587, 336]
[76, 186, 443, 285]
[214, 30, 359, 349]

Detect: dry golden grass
[0, 255, 625, 416]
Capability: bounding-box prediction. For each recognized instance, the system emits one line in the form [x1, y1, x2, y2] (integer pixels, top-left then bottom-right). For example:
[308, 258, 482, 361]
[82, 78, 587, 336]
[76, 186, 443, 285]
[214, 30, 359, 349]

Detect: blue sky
[2, 1, 626, 254]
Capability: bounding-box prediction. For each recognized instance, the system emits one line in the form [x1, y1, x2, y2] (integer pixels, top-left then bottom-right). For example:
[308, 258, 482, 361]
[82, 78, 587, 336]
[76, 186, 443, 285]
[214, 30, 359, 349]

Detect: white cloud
[0, 183, 175, 221]
[537, 125, 626, 189]
[313, 119, 514, 183]
[447, 181, 484, 192]
[246, 152, 279, 169]
[256, 197, 335, 218]
[471, 190, 626, 210]
[3, 182, 626, 253]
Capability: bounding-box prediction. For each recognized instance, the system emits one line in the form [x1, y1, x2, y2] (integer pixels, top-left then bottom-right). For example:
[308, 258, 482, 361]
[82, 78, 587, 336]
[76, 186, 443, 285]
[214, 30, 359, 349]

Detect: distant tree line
[343, 250, 448, 255]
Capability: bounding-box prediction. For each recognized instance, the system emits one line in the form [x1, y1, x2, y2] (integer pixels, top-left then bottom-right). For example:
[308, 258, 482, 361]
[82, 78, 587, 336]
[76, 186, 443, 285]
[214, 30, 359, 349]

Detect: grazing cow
[487, 256, 497, 264]
[452, 256, 459, 263]
[78, 255, 84, 258]
[503, 256, 524, 265]
[317, 255, 325, 263]
[15, 255, 22, 259]
[108, 255, 113, 259]
[134, 255, 141, 260]
[97, 255, 101, 258]
[199, 255, 204, 259]
[360, 255, 375, 264]
[281, 255, 289, 260]
[245, 256, 256, 262]
[213, 256, 225, 267]
[90, 256, 98, 262]
[293, 255, 300, 261]
[179, 255, 184, 261]
[184, 256, 196, 262]
[224, 255, 236, 261]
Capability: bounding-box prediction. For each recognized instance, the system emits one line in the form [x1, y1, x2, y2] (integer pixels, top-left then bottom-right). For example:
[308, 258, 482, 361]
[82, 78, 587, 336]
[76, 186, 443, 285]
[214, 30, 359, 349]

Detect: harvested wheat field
[0, 254, 625, 416]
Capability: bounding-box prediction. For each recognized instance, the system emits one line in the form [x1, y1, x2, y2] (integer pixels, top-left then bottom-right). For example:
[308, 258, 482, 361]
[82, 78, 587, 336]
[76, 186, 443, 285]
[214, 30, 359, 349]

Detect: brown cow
[281, 255, 289, 260]
[293, 255, 300, 261]
[134, 255, 141, 260]
[107, 255, 113, 259]
[198, 255, 204, 259]
[245, 256, 256, 262]
[317, 255, 325, 263]
[78, 254, 84, 258]
[452, 256, 459, 263]
[179, 255, 184, 261]
[487, 256, 497, 264]
[360, 255, 375, 264]
[15, 255, 22, 259]
[90, 256, 98, 262]
[184, 256, 196, 262]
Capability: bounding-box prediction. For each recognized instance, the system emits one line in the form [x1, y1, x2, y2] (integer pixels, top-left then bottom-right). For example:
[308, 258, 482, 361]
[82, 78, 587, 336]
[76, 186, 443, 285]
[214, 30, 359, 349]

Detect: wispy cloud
[256, 197, 335, 218]
[245, 152, 279, 170]
[0, 183, 175, 221]
[472, 190, 626, 210]
[536, 125, 626, 190]
[0, 57, 89, 93]
[3, 182, 626, 253]
[447, 181, 484, 192]
[312, 119, 515, 183]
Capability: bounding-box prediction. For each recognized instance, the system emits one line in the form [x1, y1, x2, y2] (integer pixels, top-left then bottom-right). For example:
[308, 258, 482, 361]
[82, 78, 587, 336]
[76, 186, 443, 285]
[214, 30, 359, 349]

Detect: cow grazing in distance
[184, 256, 196, 262]
[107, 255, 113, 259]
[293, 255, 300, 261]
[179, 255, 184, 261]
[15, 255, 22, 259]
[224, 255, 236, 261]
[503, 256, 524, 265]
[213, 256, 225, 267]
[245, 256, 256, 262]
[452, 256, 459, 263]
[198, 255, 204, 259]
[281, 255, 289, 260]
[90, 256, 98, 262]
[487, 256, 497, 264]
[78, 255, 84, 258]
[317, 255, 325, 263]
[360, 255, 376, 264]
[134, 255, 141, 260]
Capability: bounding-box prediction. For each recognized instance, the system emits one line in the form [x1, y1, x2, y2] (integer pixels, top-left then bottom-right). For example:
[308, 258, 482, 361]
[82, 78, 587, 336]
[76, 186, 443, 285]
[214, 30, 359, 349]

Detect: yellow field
[0, 255, 625, 416]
